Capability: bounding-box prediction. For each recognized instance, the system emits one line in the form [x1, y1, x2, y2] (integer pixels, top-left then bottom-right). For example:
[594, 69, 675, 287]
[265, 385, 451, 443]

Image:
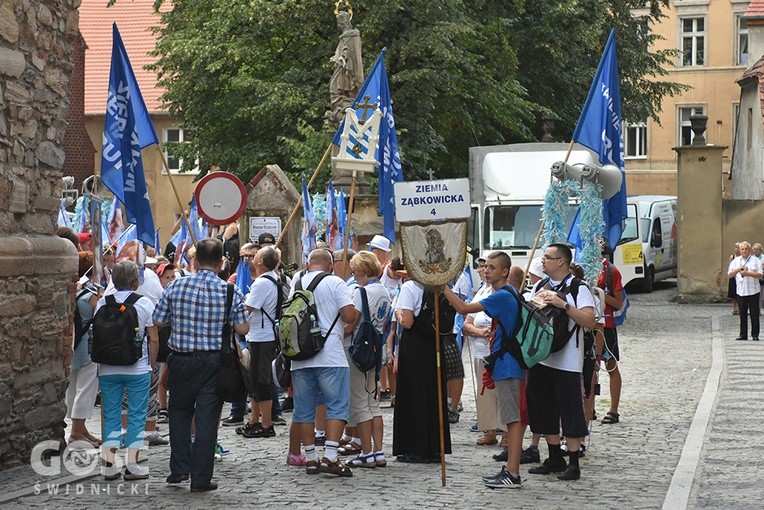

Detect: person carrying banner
[442, 251, 522, 488]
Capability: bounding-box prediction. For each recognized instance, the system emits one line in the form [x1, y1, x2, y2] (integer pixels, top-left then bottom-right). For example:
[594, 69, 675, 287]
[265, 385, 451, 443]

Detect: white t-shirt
[531, 276, 595, 373]
[95, 290, 155, 376]
[451, 270, 474, 333]
[380, 261, 401, 298]
[468, 284, 494, 359]
[396, 280, 424, 316]
[290, 271, 353, 370]
[347, 281, 390, 348]
[729, 256, 763, 297]
[245, 270, 280, 343]
[105, 268, 164, 305]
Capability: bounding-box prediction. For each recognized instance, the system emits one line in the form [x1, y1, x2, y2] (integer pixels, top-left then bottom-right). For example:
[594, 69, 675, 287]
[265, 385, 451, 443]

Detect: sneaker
[528, 457, 568, 475]
[214, 453, 222, 462]
[272, 415, 287, 426]
[190, 482, 218, 493]
[287, 453, 306, 467]
[374, 453, 387, 467]
[557, 465, 581, 481]
[492, 448, 508, 462]
[448, 409, 460, 424]
[306, 459, 320, 475]
[457, 402, 464, 412]
[157, 409, 169, 424]
[166, 473, 189, 485]
[221, 415, 244, 427]
[346, 454, 376, 468]
[123, 464, 149, 481]
[214, 443, 230, 456]
[482, 466, 508, 482]
[281, 397, 294, 413]
[236, 422, 261, 436]
[380, 390, 392, 401]
[520, 446, 540, 464]
[470, 423, 479, 432]
[319, 456, 353, 477]
[314, 435, 326, 447]
[147, 432, 169, 446]
[484, 468, 521, 489]
[101, 462, 121, 481]
[243, 425, 275, 438]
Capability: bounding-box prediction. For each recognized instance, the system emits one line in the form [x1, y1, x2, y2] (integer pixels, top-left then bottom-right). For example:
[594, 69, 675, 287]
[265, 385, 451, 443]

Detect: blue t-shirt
[481, 286, 522, 381]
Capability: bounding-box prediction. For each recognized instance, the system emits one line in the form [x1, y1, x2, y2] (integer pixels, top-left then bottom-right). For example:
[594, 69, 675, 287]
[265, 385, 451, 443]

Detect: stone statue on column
[327, 9, 364, 127]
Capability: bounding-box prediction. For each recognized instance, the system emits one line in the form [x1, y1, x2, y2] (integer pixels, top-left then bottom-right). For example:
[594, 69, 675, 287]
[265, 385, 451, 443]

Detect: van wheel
[642, 266, 654, 293]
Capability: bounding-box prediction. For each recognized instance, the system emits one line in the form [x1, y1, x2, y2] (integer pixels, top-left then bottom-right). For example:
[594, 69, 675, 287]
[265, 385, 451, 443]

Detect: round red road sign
[194, 172, 247, 225]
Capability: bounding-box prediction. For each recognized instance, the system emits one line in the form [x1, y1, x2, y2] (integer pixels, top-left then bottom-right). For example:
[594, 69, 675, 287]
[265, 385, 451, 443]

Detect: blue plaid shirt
[153, 269, 247, 352]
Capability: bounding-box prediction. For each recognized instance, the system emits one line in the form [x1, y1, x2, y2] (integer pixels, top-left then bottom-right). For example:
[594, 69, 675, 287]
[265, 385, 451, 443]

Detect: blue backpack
[349, 287, 384, 374]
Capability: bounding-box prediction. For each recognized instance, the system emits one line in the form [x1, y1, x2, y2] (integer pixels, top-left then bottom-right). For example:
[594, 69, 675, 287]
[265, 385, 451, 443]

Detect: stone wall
[0, 0, 80, 469]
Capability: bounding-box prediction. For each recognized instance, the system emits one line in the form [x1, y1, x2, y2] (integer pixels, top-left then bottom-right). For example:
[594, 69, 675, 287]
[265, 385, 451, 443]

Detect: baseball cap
[477, 254, 487, 263]
[156, 263, 176, 277]
[145, 256, 158, 265]
[368, 235, 392, 253]
[258, 232, 276, 246]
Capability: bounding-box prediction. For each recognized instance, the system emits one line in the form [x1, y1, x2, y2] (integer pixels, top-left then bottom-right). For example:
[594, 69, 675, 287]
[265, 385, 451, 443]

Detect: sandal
[338, 441, 362, 456]
[476, 434, 498, 446]
[601, 411, 620, 424]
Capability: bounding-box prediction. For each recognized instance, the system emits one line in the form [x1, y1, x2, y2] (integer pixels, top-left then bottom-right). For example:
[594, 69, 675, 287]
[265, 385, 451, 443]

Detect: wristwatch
[564, 303, 570, 312]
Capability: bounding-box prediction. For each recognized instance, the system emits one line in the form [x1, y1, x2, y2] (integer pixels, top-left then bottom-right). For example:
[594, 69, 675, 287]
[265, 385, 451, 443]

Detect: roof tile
[79, 0, 165, 115]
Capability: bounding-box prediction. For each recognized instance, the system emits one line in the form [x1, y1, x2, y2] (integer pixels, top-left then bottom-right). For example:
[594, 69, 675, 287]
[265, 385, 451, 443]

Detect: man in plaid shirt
[154, 238, 249, 493]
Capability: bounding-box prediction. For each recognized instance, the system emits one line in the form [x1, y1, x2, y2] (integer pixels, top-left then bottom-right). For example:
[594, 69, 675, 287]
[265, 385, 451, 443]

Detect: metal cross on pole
[354, 95, 379, 122]
[426, 168, 436, 180]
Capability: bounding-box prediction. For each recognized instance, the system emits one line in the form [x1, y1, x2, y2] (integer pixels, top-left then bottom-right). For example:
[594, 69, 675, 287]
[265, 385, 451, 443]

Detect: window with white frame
[736, 14, 748, 66]
[678, 106, 704, 146]
[681, 17, 705, 67]
[163, 128, 199, 174]
[623, 122, 648, 158]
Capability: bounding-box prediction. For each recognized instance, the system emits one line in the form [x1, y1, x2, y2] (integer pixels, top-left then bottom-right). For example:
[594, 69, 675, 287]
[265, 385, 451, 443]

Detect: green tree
[149, 0, 685, 181]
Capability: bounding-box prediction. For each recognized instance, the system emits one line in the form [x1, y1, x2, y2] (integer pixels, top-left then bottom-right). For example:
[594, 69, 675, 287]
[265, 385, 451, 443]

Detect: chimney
[744, 0, 764, 66]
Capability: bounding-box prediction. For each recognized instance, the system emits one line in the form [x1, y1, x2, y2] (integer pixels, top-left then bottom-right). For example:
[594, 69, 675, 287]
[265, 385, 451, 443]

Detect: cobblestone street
[2, 281, 758, 509]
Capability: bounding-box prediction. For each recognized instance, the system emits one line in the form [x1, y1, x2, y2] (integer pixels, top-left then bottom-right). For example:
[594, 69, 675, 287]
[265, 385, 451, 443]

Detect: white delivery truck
[467, 143, 674, 291]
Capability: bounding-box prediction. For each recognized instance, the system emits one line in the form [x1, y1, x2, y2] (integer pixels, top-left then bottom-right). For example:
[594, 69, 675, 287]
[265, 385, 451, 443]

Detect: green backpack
[278, 272, 340, 361]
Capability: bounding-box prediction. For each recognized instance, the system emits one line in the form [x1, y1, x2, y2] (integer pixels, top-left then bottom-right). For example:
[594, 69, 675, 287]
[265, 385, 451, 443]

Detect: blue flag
[154, 229, 161, 255]
[188, 195, 208, 243]
[332, 49, 403, 243]
[58, 203, 72, 229]
[568, 29, 627, 251]
[100, 23, 158, 247]
[301, 179, 317, 264]
[234, 258, 253, 295]
[338, 189, 349, 248]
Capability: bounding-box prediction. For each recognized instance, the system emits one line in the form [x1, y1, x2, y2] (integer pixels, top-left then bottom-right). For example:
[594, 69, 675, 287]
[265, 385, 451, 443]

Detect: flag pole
[433, 291, 447, 487]
[276, 143, 333, 249]
[519, 139, 576, 293]
[155, 146, 197, 245]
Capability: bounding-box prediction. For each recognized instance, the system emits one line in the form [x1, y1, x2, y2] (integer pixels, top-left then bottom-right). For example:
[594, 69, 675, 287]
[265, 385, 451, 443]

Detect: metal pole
[434, 291, 447, 487]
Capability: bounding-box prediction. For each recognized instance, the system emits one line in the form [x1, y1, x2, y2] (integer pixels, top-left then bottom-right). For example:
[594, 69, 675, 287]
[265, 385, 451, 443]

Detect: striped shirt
[153, 269, 247, 352]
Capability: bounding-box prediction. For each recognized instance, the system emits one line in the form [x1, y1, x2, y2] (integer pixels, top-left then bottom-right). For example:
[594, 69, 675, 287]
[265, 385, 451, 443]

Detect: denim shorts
[291, 366, 350, 423]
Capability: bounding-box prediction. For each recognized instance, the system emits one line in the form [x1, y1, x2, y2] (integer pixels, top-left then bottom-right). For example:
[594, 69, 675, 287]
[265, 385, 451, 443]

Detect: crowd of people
[60, 223, 627, 491]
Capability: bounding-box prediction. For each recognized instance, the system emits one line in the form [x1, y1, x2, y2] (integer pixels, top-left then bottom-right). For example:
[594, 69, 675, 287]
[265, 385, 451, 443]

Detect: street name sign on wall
[249, 217, 282, 243]
[394, 178, 471, 222]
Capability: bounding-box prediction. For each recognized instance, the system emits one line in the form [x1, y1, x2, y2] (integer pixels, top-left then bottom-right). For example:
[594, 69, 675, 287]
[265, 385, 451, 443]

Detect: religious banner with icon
[394, 178, 470, 286]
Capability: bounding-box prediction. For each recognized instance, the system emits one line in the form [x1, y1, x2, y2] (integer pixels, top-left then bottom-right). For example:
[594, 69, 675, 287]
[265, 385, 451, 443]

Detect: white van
[614, 195, 677, 292]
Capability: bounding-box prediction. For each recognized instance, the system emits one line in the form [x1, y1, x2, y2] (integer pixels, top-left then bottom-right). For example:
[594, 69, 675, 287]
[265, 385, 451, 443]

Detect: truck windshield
[618, 204, 639, 245]
[483, 205, 577, 250]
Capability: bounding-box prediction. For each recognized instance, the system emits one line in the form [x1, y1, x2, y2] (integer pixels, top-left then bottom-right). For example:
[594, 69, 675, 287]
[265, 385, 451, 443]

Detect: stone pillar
[0, 0, 80, 468]
[674, 143, 728, 302]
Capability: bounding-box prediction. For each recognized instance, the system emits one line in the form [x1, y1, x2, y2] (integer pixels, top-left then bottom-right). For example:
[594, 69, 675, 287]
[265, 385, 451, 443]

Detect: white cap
[145, 256, 158, 265]
[368, 235, 392, 252]
[529, 257, 544, 278]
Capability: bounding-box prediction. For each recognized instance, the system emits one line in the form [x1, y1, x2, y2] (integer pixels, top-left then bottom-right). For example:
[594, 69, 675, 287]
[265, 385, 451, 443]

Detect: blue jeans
[99, 372, 151, 449]
[167, 352, 223, 487]
[291, 366, 349, 423]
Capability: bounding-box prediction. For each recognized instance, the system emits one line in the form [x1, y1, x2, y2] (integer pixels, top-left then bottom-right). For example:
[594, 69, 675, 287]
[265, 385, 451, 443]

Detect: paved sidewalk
[0, 283, 745, 509]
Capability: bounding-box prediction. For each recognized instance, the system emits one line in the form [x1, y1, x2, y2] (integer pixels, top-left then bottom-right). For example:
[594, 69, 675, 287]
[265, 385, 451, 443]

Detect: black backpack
[534, 276, 582, 352]
[90, 293, 144, 366]
[349, 287, 384, 374]
[73, 288, 95, 350]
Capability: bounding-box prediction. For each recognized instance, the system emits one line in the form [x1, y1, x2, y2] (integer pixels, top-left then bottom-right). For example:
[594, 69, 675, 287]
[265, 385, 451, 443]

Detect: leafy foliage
[148, 0, 685, 181]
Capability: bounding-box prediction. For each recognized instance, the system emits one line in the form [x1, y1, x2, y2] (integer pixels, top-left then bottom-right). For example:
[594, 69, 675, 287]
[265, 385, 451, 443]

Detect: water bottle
[309, 314, 321, 337]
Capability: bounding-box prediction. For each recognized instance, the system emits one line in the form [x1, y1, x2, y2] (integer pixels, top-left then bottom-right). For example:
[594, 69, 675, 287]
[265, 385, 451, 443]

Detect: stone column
[0, 0, 80, 468]
[674, 140, 728, 302]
